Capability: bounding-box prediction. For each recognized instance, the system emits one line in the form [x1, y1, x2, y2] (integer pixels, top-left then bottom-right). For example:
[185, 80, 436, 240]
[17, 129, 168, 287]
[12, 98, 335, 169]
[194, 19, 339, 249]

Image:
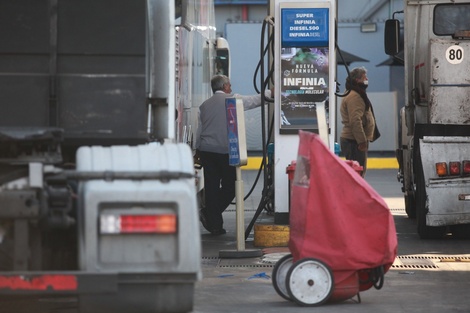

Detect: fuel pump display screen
[280, 7, 329, 134]
[281, 8, 329, 47]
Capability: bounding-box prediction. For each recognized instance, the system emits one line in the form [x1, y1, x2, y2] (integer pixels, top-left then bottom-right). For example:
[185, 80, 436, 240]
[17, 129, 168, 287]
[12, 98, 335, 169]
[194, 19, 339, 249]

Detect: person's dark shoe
[199, 210, 210, 232]
[210, 228, 226, 236]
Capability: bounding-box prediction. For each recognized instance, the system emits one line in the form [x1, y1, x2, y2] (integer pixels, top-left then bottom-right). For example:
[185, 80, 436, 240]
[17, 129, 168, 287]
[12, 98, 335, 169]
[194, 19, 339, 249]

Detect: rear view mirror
[216, 37, 230, 78]
[384, 19, 400, 56]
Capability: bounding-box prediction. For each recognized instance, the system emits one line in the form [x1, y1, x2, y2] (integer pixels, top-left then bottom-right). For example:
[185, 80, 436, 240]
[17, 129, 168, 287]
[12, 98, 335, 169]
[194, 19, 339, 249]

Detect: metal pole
[317, 101, 330, 148]
[235, 166, 245, 251]
[219, 166, 262, 258]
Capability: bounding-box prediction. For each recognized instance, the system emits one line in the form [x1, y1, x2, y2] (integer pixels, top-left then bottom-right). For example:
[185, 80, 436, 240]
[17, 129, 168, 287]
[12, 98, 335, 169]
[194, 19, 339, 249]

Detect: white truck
[0, 0, 222, 312]
[385, 0, 470, 239]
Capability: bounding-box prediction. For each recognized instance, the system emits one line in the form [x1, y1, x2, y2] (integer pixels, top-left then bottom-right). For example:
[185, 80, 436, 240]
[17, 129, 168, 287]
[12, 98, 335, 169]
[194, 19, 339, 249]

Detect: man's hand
[357, 142, 368, 152]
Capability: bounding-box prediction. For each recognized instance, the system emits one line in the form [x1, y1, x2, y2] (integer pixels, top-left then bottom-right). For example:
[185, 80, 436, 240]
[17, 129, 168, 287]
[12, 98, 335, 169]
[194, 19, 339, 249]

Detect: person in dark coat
[340, 67, 378, 177]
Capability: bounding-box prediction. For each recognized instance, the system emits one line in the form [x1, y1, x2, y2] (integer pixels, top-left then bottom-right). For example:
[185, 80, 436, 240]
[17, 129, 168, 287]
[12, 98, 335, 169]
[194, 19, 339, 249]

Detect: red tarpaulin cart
[272, 131, 397, 306]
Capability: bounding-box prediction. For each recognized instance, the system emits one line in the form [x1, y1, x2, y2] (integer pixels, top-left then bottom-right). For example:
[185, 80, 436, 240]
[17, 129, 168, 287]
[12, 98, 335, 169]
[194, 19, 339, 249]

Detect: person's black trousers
[200, 151, 236, 231]
[340, 137, 368, 177]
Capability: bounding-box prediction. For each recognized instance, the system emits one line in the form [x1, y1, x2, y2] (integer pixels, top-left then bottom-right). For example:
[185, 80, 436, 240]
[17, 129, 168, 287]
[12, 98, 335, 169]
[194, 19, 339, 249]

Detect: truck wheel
[451, 225, 470, 239]
[416, 172, 446, 239]
[272, 253, 293, 301]
[404, 193, 416, 219]
[41, 229, 77, 270]
[0, 236, 13, 270]
[197, 188, 205, 210]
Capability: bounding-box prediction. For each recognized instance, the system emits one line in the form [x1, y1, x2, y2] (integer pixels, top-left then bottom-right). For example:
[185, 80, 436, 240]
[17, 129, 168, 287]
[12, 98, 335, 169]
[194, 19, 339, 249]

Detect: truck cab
[385, 1, 470, 239]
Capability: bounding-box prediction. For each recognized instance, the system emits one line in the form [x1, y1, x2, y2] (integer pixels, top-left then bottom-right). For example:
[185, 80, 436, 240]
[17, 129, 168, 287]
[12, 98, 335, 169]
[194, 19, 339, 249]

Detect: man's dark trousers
[200, 151, 236, 231]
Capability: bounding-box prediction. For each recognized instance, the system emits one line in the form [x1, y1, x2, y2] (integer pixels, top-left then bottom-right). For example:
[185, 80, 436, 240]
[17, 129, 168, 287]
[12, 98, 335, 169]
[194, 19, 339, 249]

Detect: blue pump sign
[281, 8, 329, 47]
[226, 97, 241, 166]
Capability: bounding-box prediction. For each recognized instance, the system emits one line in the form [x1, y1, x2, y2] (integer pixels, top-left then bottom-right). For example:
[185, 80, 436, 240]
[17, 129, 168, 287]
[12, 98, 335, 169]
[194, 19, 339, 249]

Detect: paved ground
[2, 169, 469, 313]
[194, 169, 470, 313]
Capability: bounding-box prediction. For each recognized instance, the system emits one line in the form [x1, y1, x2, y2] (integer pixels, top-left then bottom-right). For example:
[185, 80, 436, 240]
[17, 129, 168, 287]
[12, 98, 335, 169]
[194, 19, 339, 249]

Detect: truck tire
[0, 236, 13, 271]
[451, 224, 470, 239]
[197, 188, 205, 210]
[404, 193, 416, 219]
[0, 224, 76, 271]
[40, 228, 77, 271]
[416, 170, 446, 239]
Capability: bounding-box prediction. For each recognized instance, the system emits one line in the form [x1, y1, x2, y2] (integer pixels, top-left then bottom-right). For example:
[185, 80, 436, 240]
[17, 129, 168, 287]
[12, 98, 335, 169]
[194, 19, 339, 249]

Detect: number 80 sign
[446, 45, 464, 65]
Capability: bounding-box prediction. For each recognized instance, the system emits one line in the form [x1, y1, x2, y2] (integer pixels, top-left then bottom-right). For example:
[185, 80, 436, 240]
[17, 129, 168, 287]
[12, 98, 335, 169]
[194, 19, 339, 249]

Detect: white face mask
[363, 80, 369, 86]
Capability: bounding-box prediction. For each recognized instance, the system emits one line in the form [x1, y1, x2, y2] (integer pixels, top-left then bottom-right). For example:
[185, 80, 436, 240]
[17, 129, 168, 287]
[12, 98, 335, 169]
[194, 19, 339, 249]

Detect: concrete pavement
[194, 169, 470, 313]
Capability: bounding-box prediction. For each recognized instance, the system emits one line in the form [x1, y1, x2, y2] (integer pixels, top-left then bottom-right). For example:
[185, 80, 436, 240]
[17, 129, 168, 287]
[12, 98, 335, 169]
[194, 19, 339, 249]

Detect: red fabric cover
[288, 131, 397, 287]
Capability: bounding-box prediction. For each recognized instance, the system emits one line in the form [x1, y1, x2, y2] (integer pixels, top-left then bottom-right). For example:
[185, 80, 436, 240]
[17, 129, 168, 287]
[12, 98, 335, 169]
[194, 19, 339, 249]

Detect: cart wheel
[286, 258, 334, 306]
[272, 253, 293, 301]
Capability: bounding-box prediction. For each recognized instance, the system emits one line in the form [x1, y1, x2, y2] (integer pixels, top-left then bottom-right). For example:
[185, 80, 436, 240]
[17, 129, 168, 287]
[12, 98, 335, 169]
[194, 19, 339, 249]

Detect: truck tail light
[100, 214, 177, 234]
[449, 161, 461, 176]
[0, 275, 78, 291]
[463, 161, 470, 175]
[435, 162, 447, 177]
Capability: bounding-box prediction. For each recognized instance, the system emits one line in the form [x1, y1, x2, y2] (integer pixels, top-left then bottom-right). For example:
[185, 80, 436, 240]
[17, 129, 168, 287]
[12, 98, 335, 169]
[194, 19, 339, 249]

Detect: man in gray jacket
[195, 74, 272, 235]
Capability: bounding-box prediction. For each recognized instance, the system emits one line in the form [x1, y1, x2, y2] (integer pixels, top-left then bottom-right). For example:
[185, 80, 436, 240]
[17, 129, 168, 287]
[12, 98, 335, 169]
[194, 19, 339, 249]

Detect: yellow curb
[243, 156, 398, 170]
[242, 157, 266, 170]
[368, 158, 399, 169]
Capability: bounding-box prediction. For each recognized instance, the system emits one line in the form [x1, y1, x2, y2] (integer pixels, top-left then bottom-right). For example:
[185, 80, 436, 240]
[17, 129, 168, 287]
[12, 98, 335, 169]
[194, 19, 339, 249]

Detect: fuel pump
[243, 0, 338, 242]
[272, 0, 337, 225]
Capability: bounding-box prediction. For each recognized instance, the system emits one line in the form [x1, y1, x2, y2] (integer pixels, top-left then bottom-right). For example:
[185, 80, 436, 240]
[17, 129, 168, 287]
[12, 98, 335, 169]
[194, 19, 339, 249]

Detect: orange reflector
[463, 161, 470, 175]
[449, 161, 461, 176]
[435, 162, 447, 177]
[101, 214, 177, 234]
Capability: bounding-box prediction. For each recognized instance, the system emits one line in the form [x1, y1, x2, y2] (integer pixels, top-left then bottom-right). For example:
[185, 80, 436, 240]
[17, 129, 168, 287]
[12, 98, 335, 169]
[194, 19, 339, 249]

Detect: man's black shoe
[210, 228, 226, 236]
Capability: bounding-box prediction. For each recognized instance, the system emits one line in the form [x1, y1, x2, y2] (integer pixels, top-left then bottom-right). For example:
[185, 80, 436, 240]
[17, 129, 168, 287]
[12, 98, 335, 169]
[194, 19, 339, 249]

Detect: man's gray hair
[211, 75, 230, 92]
[349, 66, 367, 82]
